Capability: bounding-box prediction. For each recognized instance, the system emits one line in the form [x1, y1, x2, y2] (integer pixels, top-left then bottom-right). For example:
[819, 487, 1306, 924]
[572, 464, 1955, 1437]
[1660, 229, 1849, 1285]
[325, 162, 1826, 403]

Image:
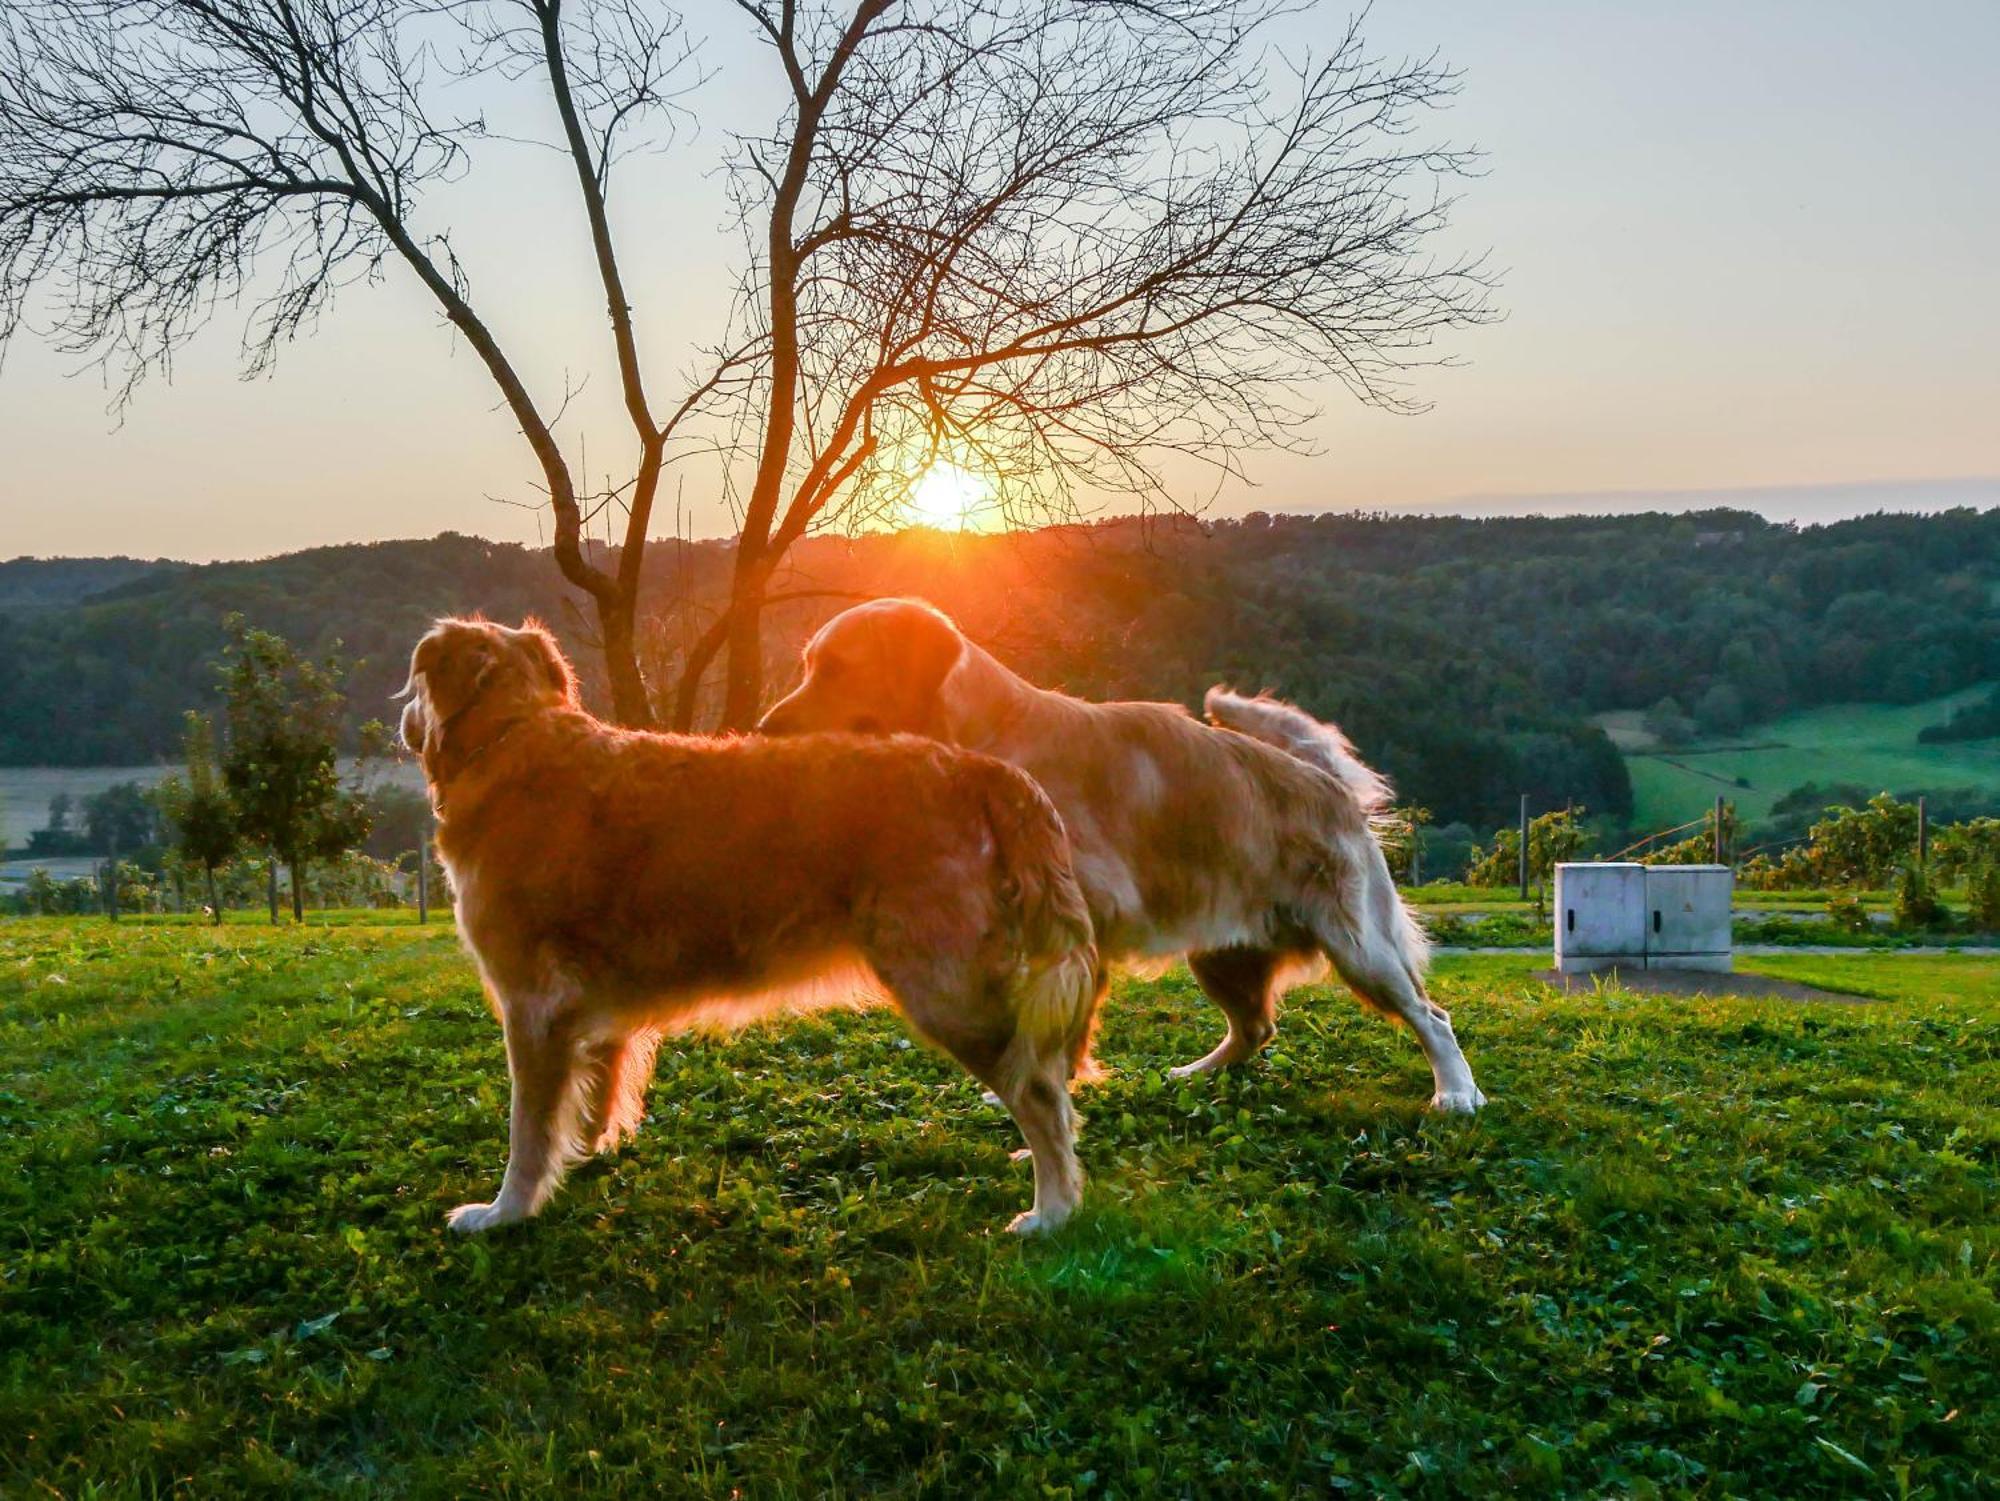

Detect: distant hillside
[5, 506, 1999, 831]
[1617, 688, 2000, 828]
[0, 533, 564, 767]
[0, 556, 184, 613]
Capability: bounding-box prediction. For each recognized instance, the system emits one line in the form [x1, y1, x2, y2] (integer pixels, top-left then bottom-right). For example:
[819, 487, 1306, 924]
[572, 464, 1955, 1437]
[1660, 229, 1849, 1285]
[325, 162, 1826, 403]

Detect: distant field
[1606, 686, 2000, 830]
[0, 761, 424, 850]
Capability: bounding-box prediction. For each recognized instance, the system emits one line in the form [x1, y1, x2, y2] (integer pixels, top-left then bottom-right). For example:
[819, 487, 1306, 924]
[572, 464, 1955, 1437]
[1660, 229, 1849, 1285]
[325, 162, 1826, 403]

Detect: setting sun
[906, 461, 991, 529]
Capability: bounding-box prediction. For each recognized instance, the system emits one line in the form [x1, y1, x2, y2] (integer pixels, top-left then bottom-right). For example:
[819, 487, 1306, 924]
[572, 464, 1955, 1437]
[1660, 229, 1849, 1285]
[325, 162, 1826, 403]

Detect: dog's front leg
[449, 1006, 581, 1232]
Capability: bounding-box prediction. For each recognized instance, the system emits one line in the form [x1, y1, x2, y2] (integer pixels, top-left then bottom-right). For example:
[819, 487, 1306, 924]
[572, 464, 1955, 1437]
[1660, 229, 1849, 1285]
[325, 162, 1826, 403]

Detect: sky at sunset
[2, 0, 1996, 561]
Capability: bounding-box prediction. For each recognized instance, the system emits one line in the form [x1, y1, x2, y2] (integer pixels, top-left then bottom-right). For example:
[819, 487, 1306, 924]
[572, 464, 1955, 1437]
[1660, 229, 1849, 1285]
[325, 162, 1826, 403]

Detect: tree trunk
[206, 864, 222, 926]
[596, 588, 654, 728]
[290, 858, 305, 923]
[719, 572, 768, 730]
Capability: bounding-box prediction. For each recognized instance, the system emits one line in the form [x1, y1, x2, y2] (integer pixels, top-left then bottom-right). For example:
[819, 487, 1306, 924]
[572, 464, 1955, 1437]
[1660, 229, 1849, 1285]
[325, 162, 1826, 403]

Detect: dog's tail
[1205, 687, 1432, 980]
[970, 759, 1101, 1084]
[1203, 688, 1393, 818]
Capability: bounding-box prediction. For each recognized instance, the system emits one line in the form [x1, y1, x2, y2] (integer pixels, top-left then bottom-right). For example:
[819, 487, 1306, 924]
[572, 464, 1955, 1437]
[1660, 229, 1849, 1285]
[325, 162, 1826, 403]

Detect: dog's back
[762, 598, 1483, 1112]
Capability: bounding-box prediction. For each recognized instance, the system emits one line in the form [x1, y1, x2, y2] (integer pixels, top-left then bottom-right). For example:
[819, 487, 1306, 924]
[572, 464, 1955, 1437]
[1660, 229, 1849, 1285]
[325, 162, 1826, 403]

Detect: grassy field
[2, 919, 1995, 1497]
[1601, 688, 2000, 829]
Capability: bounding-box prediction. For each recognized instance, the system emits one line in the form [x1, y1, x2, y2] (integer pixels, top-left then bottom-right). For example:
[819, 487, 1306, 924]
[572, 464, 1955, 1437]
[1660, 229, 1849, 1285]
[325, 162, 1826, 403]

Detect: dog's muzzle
[400, 696, 428, 754]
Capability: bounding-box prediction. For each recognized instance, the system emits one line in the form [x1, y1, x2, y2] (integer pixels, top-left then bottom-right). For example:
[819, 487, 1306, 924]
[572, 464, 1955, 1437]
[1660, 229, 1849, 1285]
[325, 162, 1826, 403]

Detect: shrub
[1969, 862, 2000, 932]
[1464, 807, 1588, 887]
[1892, 863, 1949, 932]
[1825, 891, 1873, 934]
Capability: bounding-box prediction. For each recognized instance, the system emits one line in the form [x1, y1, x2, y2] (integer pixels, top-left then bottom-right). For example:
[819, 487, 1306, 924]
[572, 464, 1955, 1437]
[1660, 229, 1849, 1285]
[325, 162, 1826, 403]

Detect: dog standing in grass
[398, 617, 1100, 1234]
[761, 598, 1485, 1112]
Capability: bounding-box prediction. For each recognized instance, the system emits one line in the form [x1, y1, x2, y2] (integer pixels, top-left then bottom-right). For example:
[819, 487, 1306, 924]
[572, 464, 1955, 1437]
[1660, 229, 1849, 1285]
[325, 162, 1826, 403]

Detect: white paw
[1168, 1057, 1222, 1079]
[980, 1088, 1004, 1108]
[1006, 1205, 1072, 1236]
[1009, 1146, 1034, 1162]
[446, 1200, 516, 1233]
[1429, 1086, 1488, 1114]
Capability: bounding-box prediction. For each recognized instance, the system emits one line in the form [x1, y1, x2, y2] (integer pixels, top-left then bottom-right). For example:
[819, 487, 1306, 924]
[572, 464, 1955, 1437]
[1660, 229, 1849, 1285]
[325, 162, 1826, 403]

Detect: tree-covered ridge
[0, 555, 183, 612]
[3, 508, 1997, 830]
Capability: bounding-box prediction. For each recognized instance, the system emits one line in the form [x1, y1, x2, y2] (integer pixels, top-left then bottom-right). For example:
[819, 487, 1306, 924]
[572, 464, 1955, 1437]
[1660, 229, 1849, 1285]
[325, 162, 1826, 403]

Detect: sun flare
[906, 461, 991, 530]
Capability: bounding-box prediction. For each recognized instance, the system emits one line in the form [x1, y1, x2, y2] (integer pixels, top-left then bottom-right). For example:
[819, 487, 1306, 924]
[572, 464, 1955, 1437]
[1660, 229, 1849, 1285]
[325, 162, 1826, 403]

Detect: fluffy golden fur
[399, 617, 1099, 1234]
[761, 599, 1485, 1111]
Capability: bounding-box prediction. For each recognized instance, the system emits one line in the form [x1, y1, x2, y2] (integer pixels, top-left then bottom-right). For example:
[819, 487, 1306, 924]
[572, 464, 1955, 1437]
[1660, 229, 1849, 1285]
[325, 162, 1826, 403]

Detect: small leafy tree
[1643, 697, 1696, 746]
[1464, 807, 1589, 887]
[1693, 683, 1747, 739]
[216, 615, 377, 922]
[1824, 890, 1872, 934]
[1968, 862, 2000, 932]
[26, 791, 92, 856]
[1378, 805, 1434, 884]
[1806, 794, 1919, 889]
[1640, 804, 1742, 866]
[1932, 818, 2000, 886]
[1892, 861, 1948, 932]
[153, 711, 241, 924]
[83, 779, 164, 855]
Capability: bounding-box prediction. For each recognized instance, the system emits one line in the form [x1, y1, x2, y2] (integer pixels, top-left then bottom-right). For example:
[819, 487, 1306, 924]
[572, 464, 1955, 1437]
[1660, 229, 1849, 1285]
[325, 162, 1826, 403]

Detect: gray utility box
[1555, 862, 1648, 972]
[1555, 862, 1734, 973]
[1644, 864, 1734, 971]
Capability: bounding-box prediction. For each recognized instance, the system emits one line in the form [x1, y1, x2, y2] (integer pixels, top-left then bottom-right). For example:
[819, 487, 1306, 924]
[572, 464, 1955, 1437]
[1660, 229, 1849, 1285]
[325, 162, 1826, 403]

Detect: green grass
[3, 920, 1996, 1497]
[1613, 687, 2000, 829]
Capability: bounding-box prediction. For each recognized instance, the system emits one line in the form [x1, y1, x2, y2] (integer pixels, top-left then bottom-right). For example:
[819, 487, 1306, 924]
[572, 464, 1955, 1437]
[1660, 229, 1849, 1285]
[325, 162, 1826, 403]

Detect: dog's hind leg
[579, 1027, 663, 1156]
[1068, 967, 1112, 1085]
[1173, 946, 1289, 1077]
[990, 1052, 1085, 1235]
[449, 999, 589, 1232]
[1311, 905, 1485, 1114]
[881, 949, 1091, 1235]
[981, 964, 1108, 1108]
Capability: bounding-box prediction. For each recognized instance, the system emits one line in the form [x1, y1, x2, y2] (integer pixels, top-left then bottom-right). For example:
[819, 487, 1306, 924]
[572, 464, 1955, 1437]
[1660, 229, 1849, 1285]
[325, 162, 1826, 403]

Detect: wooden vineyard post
[1518, 794, 1530, 901]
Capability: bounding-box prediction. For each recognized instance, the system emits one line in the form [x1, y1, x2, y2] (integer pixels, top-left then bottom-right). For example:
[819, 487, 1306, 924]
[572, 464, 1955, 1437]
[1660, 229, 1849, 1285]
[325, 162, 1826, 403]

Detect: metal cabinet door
[1645, 865, 1733, 970]
[1555, 862, 1648, 972]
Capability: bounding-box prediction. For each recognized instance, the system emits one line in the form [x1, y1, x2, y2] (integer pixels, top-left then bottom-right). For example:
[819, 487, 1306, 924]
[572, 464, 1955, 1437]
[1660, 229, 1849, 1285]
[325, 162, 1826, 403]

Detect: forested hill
[4, 507, 1998, 829]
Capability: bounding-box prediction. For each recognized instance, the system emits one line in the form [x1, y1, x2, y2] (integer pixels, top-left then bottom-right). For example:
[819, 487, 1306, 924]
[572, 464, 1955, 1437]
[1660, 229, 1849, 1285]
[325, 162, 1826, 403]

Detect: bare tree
[4, 0, 1492, 733]
[0, 0, 731, 725]
[678, 0, 1496, 727]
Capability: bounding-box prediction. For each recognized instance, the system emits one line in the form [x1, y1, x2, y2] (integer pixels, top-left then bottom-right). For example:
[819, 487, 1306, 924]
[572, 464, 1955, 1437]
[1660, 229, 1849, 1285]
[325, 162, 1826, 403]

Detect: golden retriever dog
[398, 618, 1099, 1235]
[760, 599, 1486, 1112]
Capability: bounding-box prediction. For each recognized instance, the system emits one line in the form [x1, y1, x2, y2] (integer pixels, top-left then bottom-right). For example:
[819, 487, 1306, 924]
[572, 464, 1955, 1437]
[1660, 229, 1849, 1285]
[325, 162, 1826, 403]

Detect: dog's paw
[1006, 1206, 1071, 1236]
[980, 1087, 1004, 1108]
[446, 1201, 515, 1233]
[1429, 1086, 1488, 1114]
[589, 1124, 637, 1157]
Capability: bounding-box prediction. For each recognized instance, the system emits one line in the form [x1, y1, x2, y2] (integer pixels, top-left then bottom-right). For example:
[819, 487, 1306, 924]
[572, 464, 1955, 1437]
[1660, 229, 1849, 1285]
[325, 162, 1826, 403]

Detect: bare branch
[693, 0, 1496, 722]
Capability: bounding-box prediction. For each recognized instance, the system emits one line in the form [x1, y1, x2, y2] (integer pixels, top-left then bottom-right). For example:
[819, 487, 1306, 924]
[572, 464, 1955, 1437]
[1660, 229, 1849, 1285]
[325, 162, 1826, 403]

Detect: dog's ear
[414, 623, 501, 731]
[516, 618, 578, 706]
[896, 604, 966, 702]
